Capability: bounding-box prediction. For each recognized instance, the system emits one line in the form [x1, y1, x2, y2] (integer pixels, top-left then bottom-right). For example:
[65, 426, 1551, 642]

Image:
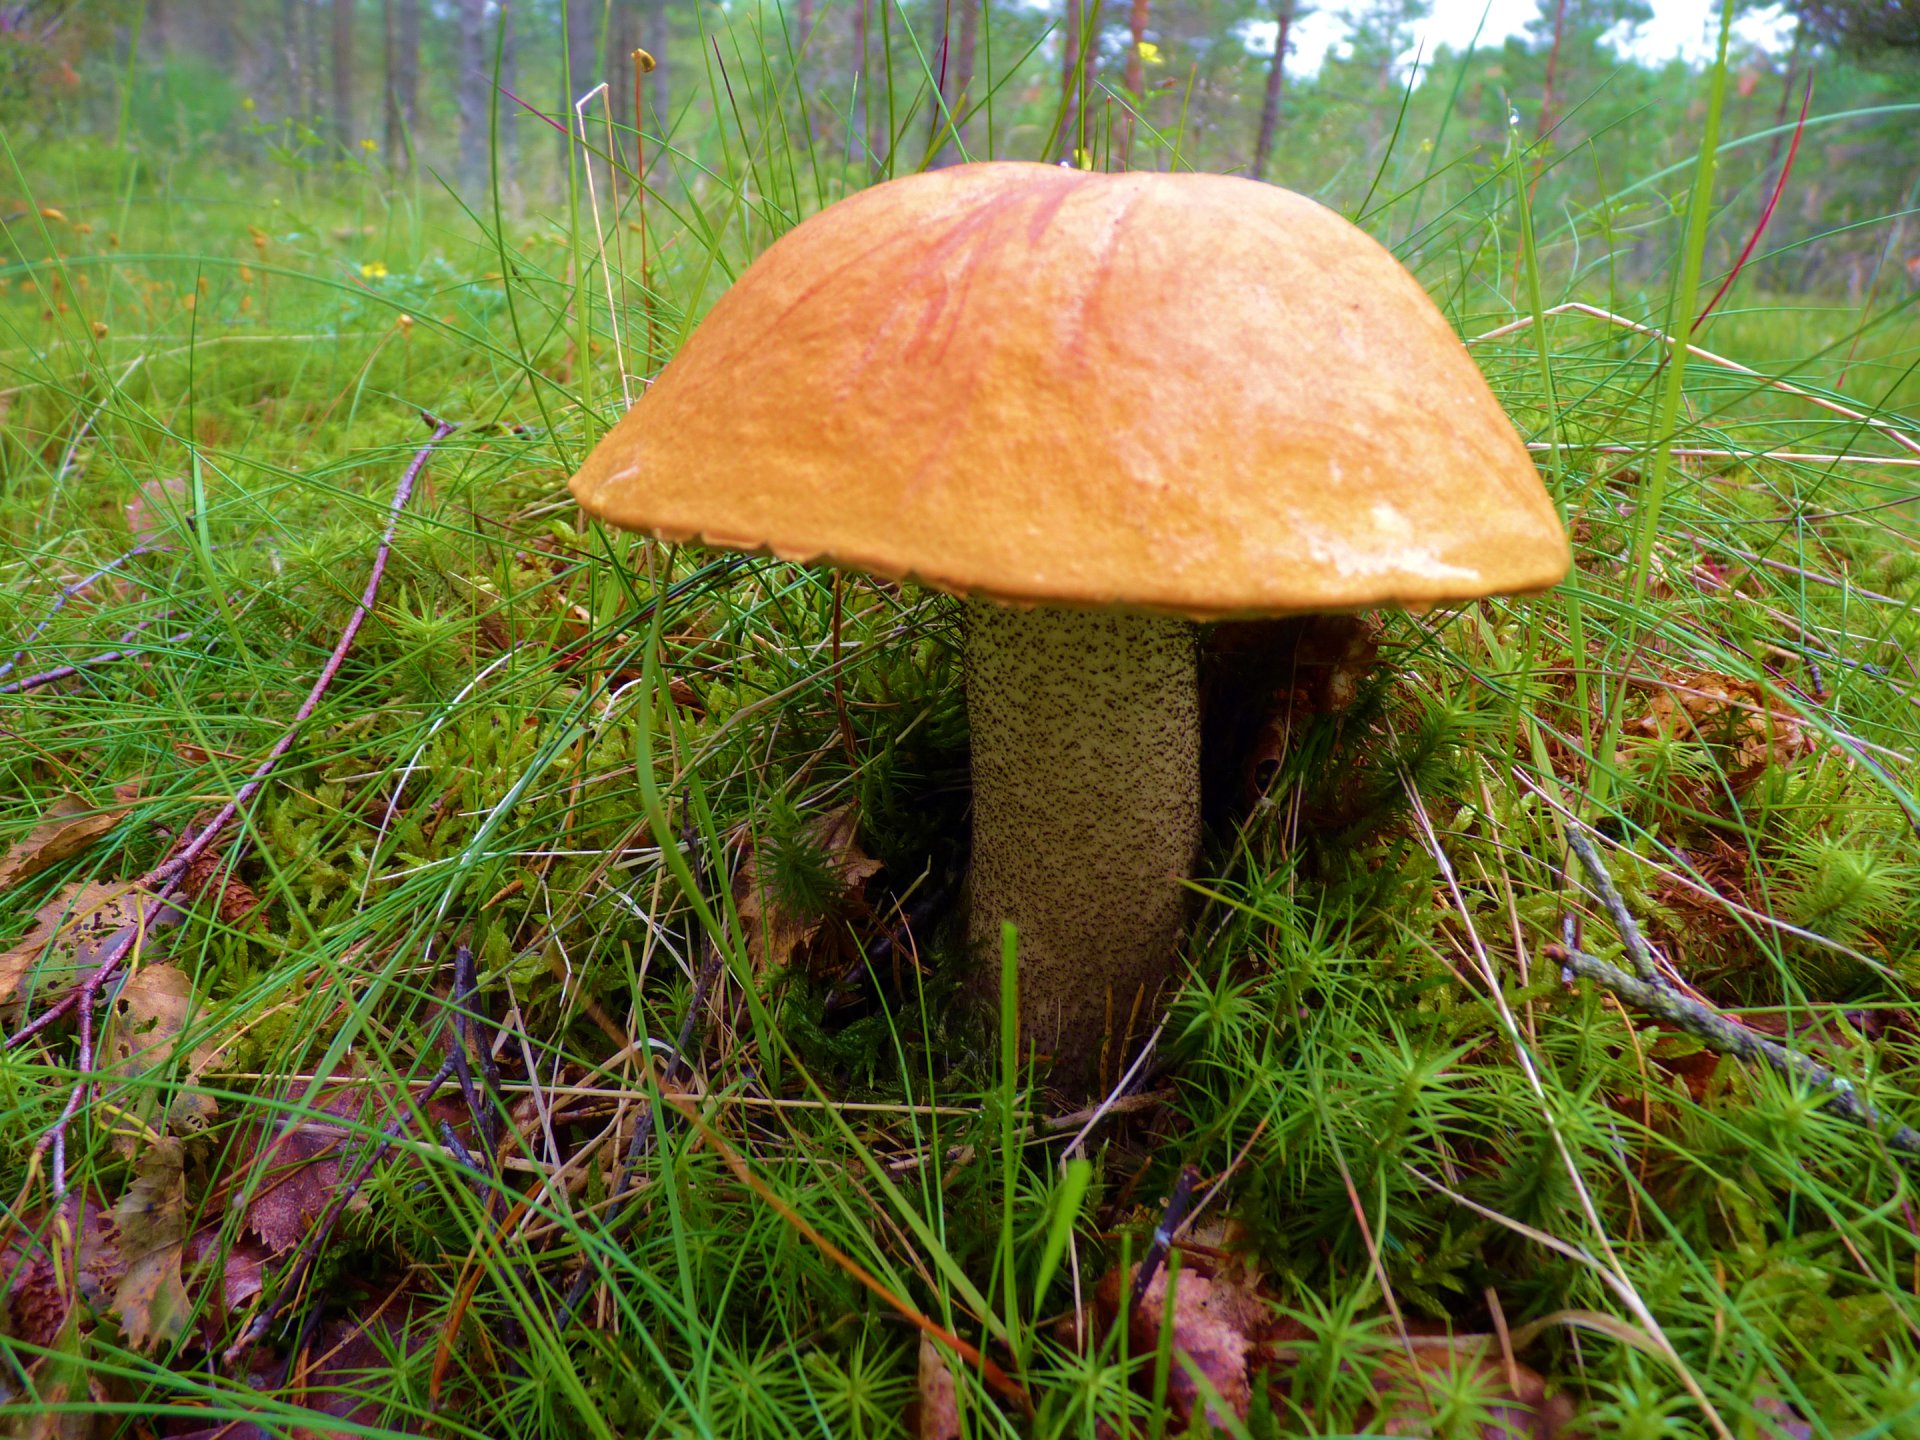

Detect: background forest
[4, 0, 1920, 1437]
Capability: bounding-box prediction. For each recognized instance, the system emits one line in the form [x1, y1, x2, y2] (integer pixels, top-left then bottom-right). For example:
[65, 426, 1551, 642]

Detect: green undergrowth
[4, 18, 1920, 1440]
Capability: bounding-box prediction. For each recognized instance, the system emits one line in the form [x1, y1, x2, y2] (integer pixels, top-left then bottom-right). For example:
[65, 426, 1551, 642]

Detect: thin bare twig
[0, 624, 195, 696]
[146, 419, 457, 892]
[5, 418, 456, 1204]
[1549, 943, 1920, 1165]
[1, 544, 166, 681]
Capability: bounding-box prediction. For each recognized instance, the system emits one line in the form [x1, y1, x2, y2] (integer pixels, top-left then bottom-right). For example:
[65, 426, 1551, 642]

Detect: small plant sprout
[568, 162, 1569, 1089]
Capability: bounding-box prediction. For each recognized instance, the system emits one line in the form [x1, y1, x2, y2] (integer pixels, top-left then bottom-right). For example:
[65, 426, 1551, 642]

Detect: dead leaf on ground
[0, 882, 184, 1018]
[913, 1334, 962, 1440]
[109, 1138, 191, 1353]
[1630, 672, 1811, 788]
[1362, 1329, 1576, 1439]
[126, 476, 187, 546]
[1090, 1233, 1574, 1439]
[3, 1192, 127, 1349]
[0, 781, 141, 894]
[734, 802, 884, 973]
[226, 1079, 468, 1256]
[101, 962, 222, 1139]
[158, 1297, 433, 1439]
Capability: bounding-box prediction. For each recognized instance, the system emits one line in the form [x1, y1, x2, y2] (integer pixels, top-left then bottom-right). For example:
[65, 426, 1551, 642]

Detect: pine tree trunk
[1126, 0, 1146, 97]
[950, 0, 979, 156]
[852, 0, 872, 171]
[499, 0, 518, 172]
[383, 0, 403, 166]
[280, 0, 303, 118]
[300, 0, 320, 118]
[642, 0, 671, 134]
[397, 0, 419, 129]
[330, 0, 355, 150]
[458, 0, 489, 185]
[1252, 0, 1293, 181]
[1060, 0, 1081, 160]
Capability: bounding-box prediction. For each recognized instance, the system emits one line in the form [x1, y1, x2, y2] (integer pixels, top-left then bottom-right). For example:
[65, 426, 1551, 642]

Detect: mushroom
[568, 162, 1569, 1089]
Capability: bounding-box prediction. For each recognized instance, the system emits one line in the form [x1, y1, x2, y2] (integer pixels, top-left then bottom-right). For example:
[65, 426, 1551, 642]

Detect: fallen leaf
[1366, 1332, 1574, 1439]
[1631, 672, 1810, 788]
[734, 802, 883, 973]
[126, 477, 187, 546]
[3, 1192, 127, 1349]
[228, 1079, 468, 1256]
[101, 962, 221, 1137]
[0, 882, 183, 1018]
[915, 1334, 962, 1440]
[11, 1304, 109, 1440]
[0, 781, 141, 893]
[1098, 1258, 1270, 1430]
[110, 1139, 192, 1353]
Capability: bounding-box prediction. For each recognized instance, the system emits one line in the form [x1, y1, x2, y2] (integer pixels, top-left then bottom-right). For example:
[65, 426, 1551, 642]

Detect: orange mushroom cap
[570, 161, 1570, 620]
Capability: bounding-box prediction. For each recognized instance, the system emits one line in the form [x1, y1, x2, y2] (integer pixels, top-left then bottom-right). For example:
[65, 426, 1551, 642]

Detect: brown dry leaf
[102, 962, 221, 1137]
[915, 1334, 962, 1440]
[229, 1080, 468, 1256]
[0, 882, 182, 1019]
[3, 1192, 127, 1349]
[0, 781, 141, 893]
[110, 1138, 192, 1353]
[10, 1306, 109, 1440]
[125, 476, 187, 546]
[734, 802, 883, 972]
[1631, 672, 1810, 788]
[1368, 1335, 1574, 1439]
[1098, 1259, 1271, 1431]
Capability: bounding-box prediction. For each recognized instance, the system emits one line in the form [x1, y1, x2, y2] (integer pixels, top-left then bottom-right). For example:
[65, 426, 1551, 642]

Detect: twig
[147, 419, 456, 893]
[1130, 1164, 1200, 1308]
[1548, 943, 1920, 1165]
[1563, 829, 1664, 988]
[1, 544, 165, 681]
[6, 419, 456, 1204]
[0, 625, 195, 695]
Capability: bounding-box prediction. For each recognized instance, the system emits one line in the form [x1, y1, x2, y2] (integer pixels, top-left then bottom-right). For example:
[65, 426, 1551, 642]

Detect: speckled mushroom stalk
[965, 601, 1201, 1091]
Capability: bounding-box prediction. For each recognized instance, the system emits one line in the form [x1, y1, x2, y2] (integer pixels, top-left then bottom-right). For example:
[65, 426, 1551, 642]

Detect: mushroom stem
[965, 600, 1201, 1090]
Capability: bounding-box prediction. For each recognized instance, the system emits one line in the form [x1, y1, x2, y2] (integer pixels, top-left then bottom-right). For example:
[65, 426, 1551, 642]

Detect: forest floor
[3, 117, 1920, 1440]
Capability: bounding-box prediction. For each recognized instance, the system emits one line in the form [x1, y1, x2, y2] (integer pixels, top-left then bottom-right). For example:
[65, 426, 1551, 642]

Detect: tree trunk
[947, 0, 979, 158]
[383, 0, 403, 166]
[853, 0, 872, 171]
[280, 0, 303, 118]
[1538, 0, 1567, 138]
[1252, 0, 1294, 181]
[498, 0, 518, 172]
[610, 2, 641, 134]
[396, 0, 419, 129]
[300, 0, 321, 119]
[1060, 0, 1081, 160]
[1126, 0, 1146, 97]
[330, 0, 354, 150]
[458, 0, 489, 186]
[642, 0, 669, 133]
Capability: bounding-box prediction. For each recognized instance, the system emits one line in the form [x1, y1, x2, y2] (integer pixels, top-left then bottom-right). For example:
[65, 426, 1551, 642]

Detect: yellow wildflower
[359, 260, 389, 279]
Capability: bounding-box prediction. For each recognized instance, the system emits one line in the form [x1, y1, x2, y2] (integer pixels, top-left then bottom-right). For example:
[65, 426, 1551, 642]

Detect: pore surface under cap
[570, 161, 1570, 619]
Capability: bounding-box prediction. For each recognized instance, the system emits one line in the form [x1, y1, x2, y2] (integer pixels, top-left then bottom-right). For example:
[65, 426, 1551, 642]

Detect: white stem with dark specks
[966, 601, 1201, 1090]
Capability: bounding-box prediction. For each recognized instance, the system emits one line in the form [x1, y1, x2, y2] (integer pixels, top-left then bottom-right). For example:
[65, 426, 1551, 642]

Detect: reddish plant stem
[1695, 74, 1813, 329]
[0, 622, 194, 696]
[147, 422, 455, 893]
[2, 544, 165, 682]
[10, 421, 455, 1201]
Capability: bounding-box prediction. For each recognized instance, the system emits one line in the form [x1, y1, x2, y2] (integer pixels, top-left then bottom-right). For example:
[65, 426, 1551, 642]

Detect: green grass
[3, 12, 1920, 1438]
